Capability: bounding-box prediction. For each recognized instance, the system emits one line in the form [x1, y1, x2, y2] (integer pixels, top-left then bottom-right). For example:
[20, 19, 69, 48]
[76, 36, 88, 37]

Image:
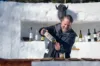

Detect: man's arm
[59, 33, 76, 50]
[39, 25, 55, 36]
[39, 25, 62, 51]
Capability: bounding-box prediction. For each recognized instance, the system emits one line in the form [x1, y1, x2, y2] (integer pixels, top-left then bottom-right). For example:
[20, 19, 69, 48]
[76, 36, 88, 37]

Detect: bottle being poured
[42, 29, 65, 58]
[42, 29, 56, 44]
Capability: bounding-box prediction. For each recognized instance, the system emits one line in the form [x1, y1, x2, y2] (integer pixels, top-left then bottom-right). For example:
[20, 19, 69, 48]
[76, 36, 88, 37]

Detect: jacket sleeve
[59, 33, 76, 51]
[39, 25, 55, 36]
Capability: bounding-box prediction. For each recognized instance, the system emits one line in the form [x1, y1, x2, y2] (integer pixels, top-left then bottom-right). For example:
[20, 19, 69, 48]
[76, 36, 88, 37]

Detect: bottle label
[44, 32, 53, 42]
[45, 49, 49, 53]
[87, 36, 91, 39]
[35, 35, 38, 40]
[59, 53, 65, 59]
[29, 33, 33, 39]
[41, 36, 44, 41]
[79, 38, 82, 42]
[99, 37, 100, 41]
[94, 34, 97, 38]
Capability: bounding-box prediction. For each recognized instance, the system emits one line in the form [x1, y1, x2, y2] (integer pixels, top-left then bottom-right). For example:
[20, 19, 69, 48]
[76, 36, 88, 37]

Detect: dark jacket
[39, 23, 77, 58]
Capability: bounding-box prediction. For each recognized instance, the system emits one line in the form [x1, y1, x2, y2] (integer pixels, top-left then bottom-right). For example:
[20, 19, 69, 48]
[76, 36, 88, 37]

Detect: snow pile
[0, 1, 100, 23]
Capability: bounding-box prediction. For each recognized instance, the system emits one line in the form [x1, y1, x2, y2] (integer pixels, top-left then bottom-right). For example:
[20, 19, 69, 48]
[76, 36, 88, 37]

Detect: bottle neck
[30, 27, 32, 32]
[94, 29, 96, 34]
[30, 27, 32, 30]
[88, 29, 91, 35]
[79, 30, 82, 38]
[80, 30, 82, 34]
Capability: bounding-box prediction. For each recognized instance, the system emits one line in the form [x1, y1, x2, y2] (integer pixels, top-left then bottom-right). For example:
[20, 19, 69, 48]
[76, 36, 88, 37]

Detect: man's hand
[40, 28, 48, 35]
[54, 42, 60, 51]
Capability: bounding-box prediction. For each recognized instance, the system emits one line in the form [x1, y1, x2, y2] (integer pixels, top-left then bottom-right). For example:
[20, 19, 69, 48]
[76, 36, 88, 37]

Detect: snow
[1, 1, 100, 23]
[0, 1, 100, 58]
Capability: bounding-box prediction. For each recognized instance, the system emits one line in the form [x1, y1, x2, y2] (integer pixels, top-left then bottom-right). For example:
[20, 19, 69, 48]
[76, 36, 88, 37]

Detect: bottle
[35, 30, 39, 41]
[29, 27, 33, 41]
[42, 29, 56, 44]
[43, 29, 65, 58]
[75, 36, 79, 42]
[41, 24, 45, 41]
[41, 36, 45, 41]
[98, 31, 100, 41]
[43, 29, 57, 56]
[87, 29, 91, 42]
[79, 30, 83, 42]
[93, 28, 97, 41]
[59, 45, 65, 59]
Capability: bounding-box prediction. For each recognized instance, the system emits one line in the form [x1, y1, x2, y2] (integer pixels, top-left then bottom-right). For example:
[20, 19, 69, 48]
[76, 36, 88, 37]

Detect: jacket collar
[55, 23, 77, 36]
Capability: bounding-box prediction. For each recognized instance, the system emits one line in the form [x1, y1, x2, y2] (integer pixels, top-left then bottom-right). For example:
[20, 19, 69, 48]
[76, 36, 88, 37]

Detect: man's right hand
[40, 28, 48, 35]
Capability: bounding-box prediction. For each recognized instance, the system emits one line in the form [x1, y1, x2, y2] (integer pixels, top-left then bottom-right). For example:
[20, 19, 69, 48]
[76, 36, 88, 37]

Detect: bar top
[0, 58, 100, 61]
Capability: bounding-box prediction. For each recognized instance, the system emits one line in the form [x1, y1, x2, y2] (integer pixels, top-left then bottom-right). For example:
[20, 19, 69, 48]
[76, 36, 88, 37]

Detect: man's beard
[62, 27, 71, 33]
[62, 28, 67, 33]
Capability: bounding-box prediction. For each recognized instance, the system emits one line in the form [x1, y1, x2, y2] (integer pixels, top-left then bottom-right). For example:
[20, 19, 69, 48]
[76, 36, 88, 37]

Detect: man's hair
[61, 15, 73, 23]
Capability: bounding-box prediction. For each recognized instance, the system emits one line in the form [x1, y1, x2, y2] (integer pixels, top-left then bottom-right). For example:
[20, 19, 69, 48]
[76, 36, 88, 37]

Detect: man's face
[61, 17, 72, 32]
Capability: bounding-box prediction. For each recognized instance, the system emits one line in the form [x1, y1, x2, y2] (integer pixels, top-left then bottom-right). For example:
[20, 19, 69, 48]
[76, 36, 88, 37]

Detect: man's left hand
[54, 42, 60, 51]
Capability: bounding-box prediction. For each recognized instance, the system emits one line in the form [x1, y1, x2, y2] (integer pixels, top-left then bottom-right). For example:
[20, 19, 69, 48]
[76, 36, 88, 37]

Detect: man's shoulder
[48, 23, 60, 28]
[54, 23, 61, 29]
[54, 23, 61, 26]
[54, 23, 61, 32]
[68, 29, 77, 37]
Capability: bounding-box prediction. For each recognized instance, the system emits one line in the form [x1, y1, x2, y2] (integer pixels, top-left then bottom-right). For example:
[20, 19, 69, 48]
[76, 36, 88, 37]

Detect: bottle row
[21, 27, 100, 42]
[76, 29, 100, 42]
[21, 27, 45, 41]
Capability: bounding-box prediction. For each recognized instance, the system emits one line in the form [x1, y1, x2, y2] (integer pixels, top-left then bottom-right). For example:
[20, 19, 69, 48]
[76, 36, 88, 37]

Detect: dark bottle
[79, 30, 83, 42]
[87, 29, 91, 42]
[93, 28, 97, 41]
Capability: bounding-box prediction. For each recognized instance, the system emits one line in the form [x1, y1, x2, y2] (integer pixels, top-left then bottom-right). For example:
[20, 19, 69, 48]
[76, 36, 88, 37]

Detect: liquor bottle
[35, 30, 39, 41]
[98, 31, 100, 41]
[42, 29, 56, 44]
[93, 28, 97, 41]
[29, 27, 33, 41]
[79, 30, 83, 42]
[43, 29, 65, 58]
[87, 29, 91, 42]
[43, 29, 56, 57]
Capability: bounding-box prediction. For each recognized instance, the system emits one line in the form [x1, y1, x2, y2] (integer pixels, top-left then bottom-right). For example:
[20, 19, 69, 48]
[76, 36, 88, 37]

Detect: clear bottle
[29, 27, 33, 41]
[35, 30, 39, 41]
